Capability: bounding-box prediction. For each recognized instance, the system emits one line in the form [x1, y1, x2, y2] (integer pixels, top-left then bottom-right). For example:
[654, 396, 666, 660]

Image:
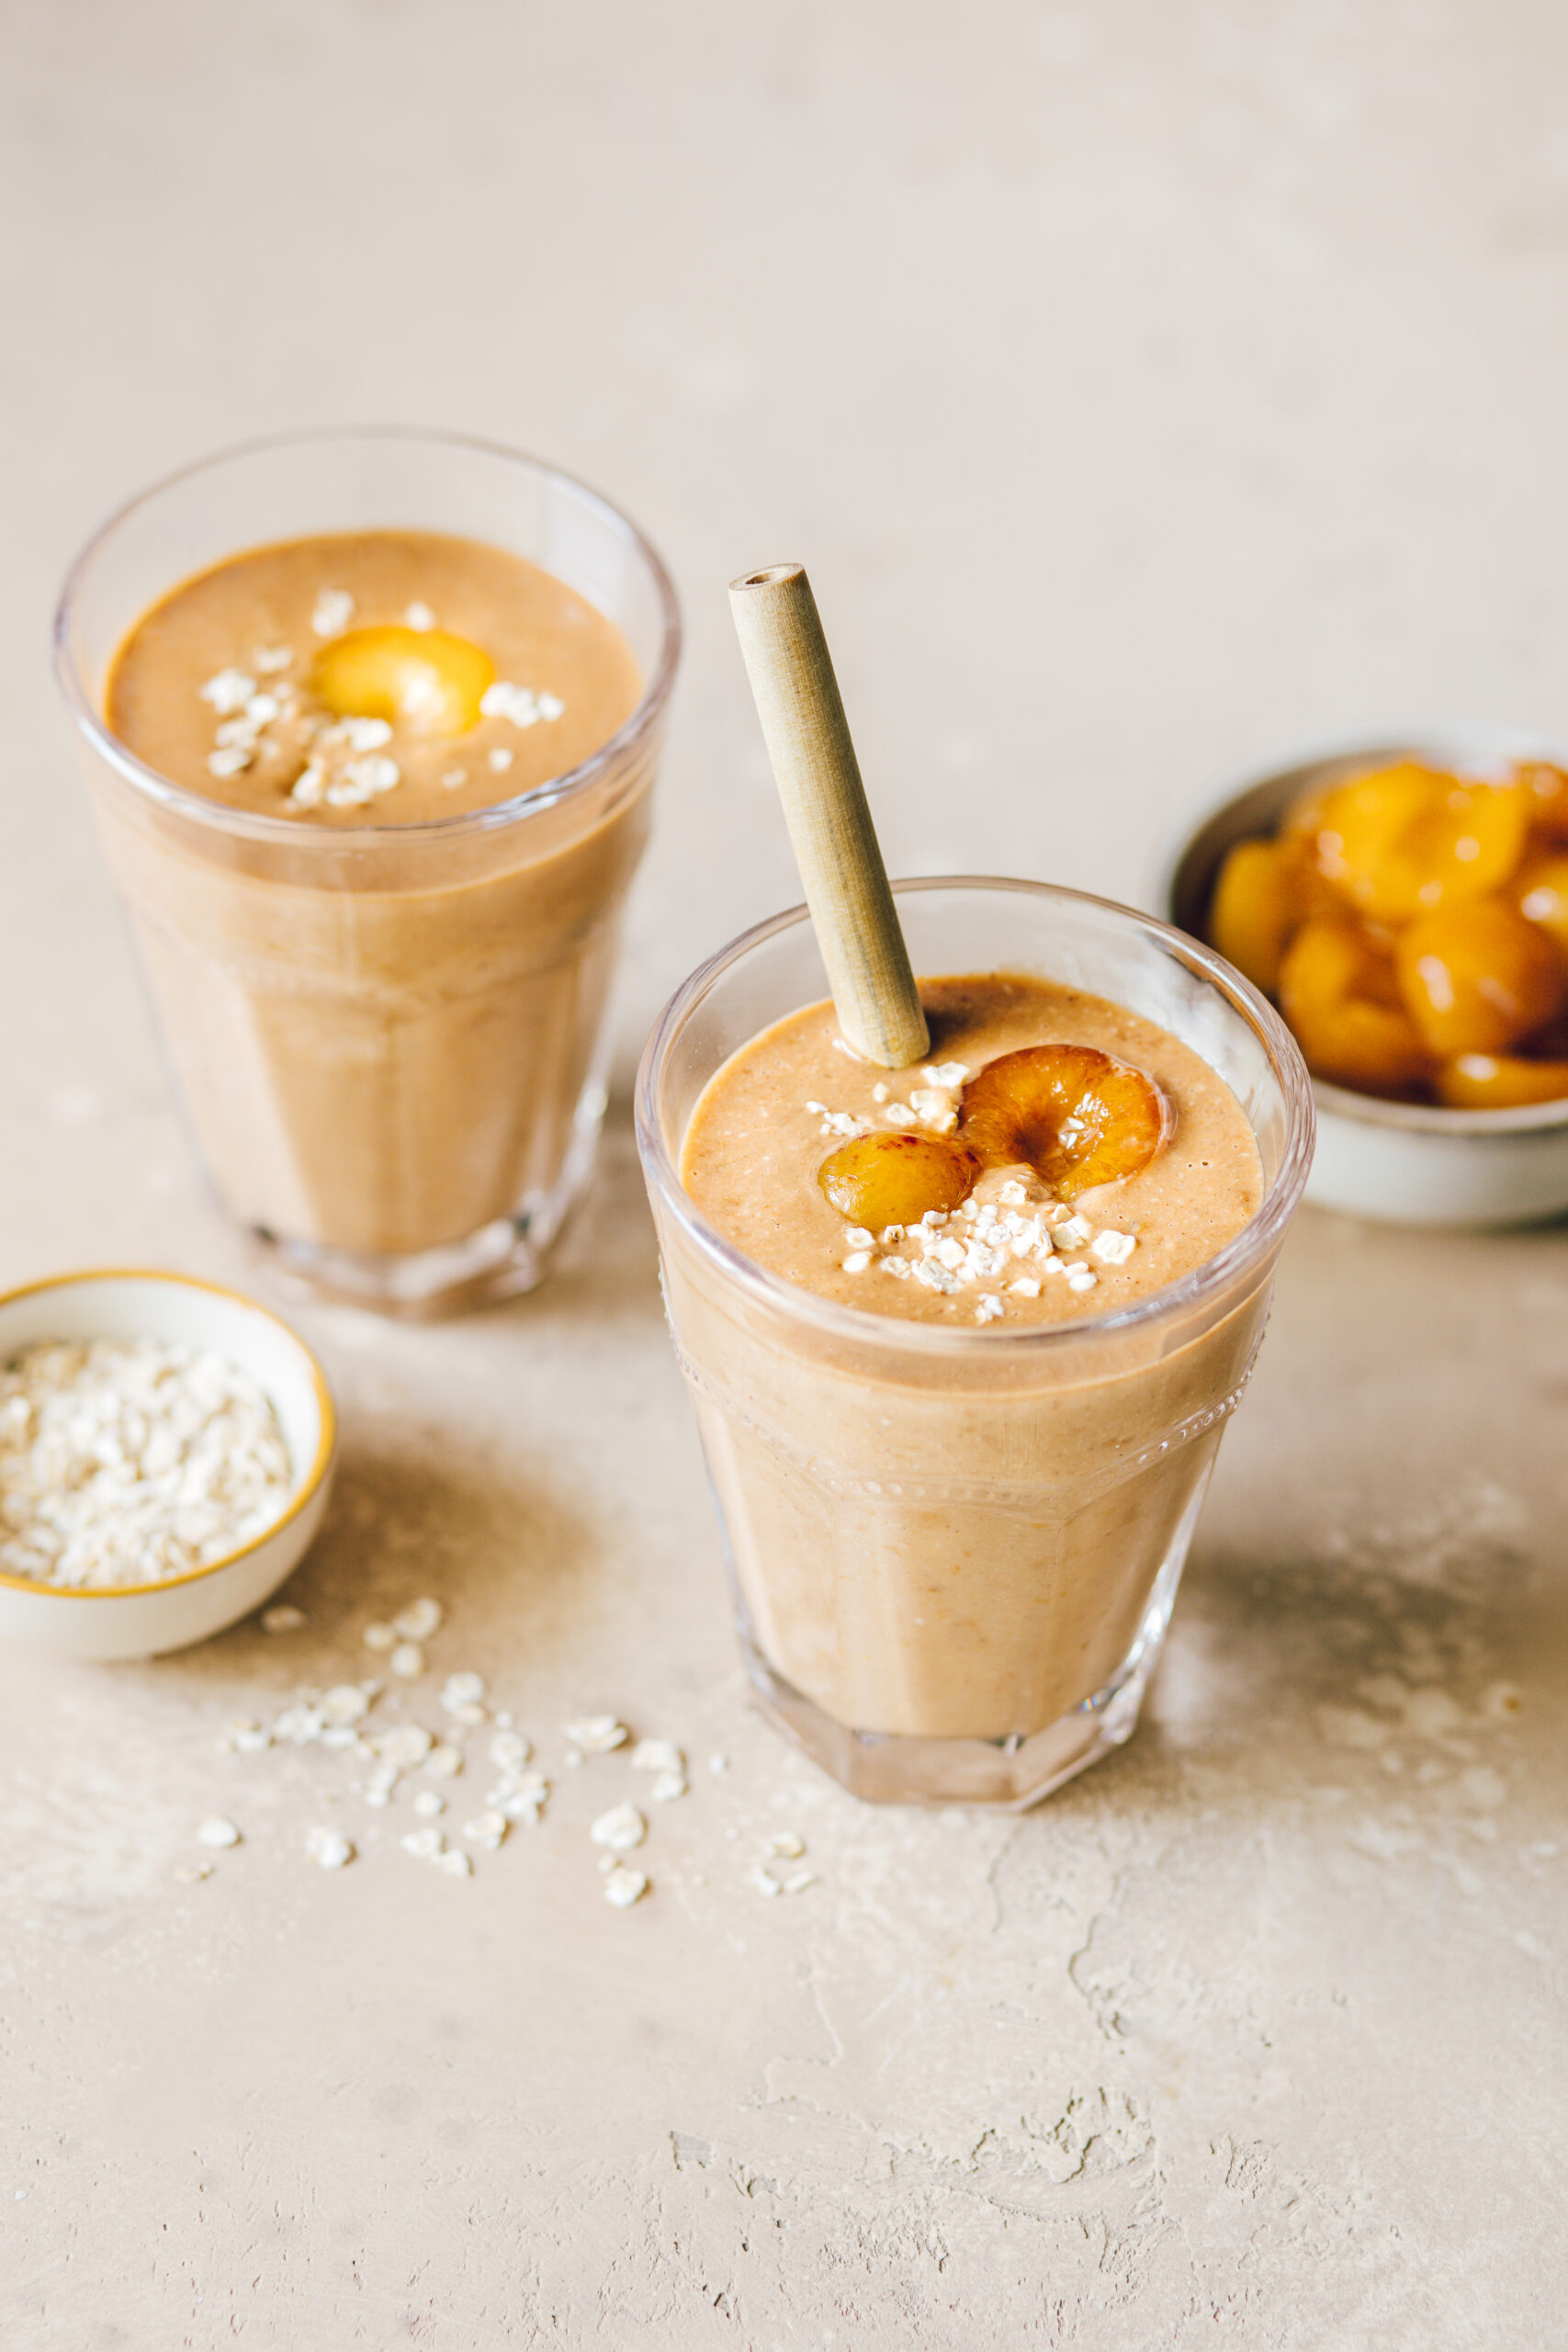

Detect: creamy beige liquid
[96, 532, 652, 1261]
[683, 975, 1261, 1326]
[669, 977, 1267, 1742]
[109, 530, 641, 825]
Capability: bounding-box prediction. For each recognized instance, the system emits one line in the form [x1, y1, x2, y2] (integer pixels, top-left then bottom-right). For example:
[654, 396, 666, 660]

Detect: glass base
[246, 1084, 606, 1320]
[733, 1487, 1200, 1809]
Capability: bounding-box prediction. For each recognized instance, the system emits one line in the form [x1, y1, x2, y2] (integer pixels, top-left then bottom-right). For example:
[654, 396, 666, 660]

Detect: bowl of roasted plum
[1166, 727, 1568, 1224]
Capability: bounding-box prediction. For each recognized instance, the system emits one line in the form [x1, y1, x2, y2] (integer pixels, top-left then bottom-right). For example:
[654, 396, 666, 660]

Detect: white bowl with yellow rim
[0, 1270, 336, 1659]
[1162, 726, 1568, 1227]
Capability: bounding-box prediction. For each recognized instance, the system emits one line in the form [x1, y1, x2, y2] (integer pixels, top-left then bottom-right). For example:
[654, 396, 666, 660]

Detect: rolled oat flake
[0, 1339, 292, 1588]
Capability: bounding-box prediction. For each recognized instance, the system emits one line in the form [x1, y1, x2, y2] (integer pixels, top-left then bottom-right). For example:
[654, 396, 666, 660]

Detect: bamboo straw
[728, 564, 930, 1069]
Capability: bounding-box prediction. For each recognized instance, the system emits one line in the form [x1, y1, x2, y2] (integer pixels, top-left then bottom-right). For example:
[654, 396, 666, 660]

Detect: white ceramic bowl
[0, 1270, 336, 1659]
[1162, 726, 1568, 1227]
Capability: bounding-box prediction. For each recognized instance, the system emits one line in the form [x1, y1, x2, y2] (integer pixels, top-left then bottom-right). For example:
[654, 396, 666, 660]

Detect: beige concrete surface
[3, 4, 1566, 2344]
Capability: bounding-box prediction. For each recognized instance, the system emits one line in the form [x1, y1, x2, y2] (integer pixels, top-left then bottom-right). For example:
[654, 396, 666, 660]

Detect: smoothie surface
[107, 528, 641, 826]
[681, 973, 1264, 1326]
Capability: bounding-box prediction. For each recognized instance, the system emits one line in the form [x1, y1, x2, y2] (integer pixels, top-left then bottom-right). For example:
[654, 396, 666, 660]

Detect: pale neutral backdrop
[3, 5, 1566, 2346]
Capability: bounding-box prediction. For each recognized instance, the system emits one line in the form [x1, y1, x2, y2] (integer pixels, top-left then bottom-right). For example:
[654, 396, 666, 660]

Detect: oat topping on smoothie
[107, 529, 641, 827]
[682, 972, 1263, 1325]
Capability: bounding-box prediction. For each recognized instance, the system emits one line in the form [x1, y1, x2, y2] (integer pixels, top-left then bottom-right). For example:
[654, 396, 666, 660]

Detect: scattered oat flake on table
[273, 1702, 326, 1744]
[439, 1849, 472, 1878]
[782, 1871, 818, 1895]
[305, 1826, 354, 1871]
[496, 1773, 549, 1823]
[464, 1811, 507, 1850]
[412, 1791, 445, 1819]
[389, 1643, 424, 1680]
[767, 1831, 807, 1859]
[630, 1739, 683, 1775]
[604, 1866, 648, 1908]
[441, 1671, 486, 1713]
[749, 1867, 782, 1898]
[393, 1597, 443, 1642]
[590, 1803, 646, 1852]
[490, 1730, 530, 1771]
[424, 1743, 464, 1779]
[362, 1622, 396, 1652]
[321, 1684, 371, 1726]
[563, 1714, 628, 1754]
[175, 1861, 214, 1884]
[400, 1826, 445, 1863]
[650, 1770, 687, 1804]
[261, 1604, 305, 1634]
[197, 1817, 241, 1849]
[377, 1724, 434, 1769]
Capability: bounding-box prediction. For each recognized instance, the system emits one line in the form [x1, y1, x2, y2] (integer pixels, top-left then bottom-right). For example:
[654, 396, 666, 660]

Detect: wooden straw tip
[729, 562, 806, 595]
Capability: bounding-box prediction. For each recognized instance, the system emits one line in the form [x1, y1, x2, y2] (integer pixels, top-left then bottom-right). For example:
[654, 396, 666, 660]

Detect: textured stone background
[2, 4, 1565, 2345]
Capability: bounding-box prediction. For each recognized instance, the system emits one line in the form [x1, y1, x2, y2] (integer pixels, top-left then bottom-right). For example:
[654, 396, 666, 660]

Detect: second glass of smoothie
[55, 431, 681, 1314]
[637, 880, 1314, 1807]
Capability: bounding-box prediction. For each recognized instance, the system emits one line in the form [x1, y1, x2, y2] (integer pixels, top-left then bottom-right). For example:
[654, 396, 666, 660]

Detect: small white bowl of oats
[0, 1269, 336, 1660]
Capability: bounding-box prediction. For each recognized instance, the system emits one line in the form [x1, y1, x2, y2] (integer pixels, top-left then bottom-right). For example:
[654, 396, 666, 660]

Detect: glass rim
[635, 875, 1316, 1358]
[51, 424, 683, 847]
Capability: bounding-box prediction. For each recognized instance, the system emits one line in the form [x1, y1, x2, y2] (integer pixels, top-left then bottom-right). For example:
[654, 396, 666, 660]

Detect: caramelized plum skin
[960, 1045, 1169, 1198]
[1395, 900, 1566, 1057]
[311, 625, 496, 739]
[1209, 837, 1341, 995]
[1516, 852, 1568, 950]
[1519, 763, 1568, 847]
[1312, 764, 1529, 922]
[1206, 753, 1568, 1107]
[1208, 839, 1300, 997]
[1278, 921, 1431, 1096]
[818, 1131, 979, 1228]
[1438, 1053, 1568, 1108]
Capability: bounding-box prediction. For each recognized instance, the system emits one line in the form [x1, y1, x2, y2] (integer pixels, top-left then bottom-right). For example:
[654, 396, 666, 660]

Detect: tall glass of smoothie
[637, 879, 1314, 1806]
[55, 430, 680, 1314]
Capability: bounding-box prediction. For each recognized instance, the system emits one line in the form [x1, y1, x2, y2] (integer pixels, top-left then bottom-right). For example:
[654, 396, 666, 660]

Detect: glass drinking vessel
[637, 879, 1314, 1807]
[54, 429, 681, 1315]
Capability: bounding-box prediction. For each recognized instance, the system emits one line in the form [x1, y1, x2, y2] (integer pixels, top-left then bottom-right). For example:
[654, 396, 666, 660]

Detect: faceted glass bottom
[730, 1484, 1201, 1809]
[247, 1083, 606, 1320]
